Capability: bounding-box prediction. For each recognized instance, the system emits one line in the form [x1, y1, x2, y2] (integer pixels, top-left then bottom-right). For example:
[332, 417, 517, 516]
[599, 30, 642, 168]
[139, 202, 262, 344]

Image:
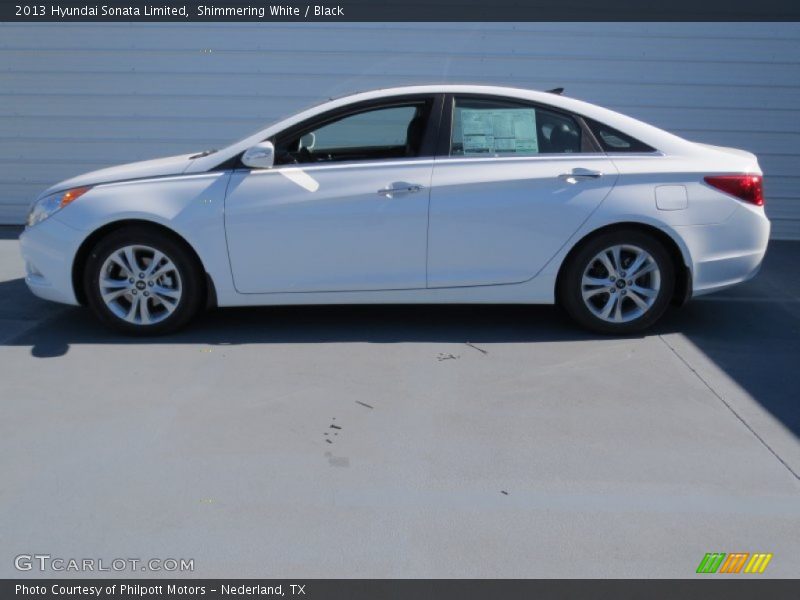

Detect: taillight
[704, 175, 763, 206]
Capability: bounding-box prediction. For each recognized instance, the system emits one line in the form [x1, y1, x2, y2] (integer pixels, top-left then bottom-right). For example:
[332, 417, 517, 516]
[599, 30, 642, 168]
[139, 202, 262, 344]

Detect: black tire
[83, 226, 205, 335]
[558, 229, 675, 334]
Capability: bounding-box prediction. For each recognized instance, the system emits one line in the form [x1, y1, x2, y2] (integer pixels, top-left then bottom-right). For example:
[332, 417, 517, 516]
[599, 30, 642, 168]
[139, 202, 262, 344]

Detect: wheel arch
[555, 222, 692, 307]
[71, 219, 217, 308]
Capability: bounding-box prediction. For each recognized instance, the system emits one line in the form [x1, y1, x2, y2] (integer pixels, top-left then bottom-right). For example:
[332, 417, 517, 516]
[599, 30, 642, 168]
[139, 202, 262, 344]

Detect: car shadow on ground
[1, 242, 798, 440]
[3, 283, 604, 353]
[0, 225, 23, 240]
[657, 242, 800, 441]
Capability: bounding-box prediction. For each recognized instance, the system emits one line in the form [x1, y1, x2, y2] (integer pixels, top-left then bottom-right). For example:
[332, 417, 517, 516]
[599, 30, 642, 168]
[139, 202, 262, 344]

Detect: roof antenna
[546, 87, 565, 95]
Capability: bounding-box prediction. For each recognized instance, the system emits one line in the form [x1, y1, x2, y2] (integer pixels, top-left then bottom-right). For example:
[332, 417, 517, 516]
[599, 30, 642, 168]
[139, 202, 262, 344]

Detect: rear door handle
[558, 168, 603, 184]
[377, 182, 424, 197]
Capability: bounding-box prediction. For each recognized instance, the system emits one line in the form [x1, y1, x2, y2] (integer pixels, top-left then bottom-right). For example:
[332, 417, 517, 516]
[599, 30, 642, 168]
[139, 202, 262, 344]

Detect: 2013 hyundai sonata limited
[20, 85, 769, 334]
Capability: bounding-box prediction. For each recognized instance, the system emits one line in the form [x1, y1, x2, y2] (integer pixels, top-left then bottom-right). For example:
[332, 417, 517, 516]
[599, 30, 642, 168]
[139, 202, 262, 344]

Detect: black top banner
[2, 0, 800, 21]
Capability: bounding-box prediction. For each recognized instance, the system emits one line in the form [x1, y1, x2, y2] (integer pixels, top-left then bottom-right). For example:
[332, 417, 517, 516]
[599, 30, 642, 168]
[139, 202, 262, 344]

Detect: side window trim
[435, 94, 455, 157]
[578, 117, 603, 153]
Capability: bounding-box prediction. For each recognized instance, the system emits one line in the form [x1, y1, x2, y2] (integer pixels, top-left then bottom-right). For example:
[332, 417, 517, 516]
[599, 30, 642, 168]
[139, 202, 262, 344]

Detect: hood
[40, 153, 199, 198]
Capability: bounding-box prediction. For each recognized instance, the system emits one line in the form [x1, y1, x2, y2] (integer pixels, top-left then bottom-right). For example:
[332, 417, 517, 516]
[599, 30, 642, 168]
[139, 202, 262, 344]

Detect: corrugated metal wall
[1, 22, 798, 238]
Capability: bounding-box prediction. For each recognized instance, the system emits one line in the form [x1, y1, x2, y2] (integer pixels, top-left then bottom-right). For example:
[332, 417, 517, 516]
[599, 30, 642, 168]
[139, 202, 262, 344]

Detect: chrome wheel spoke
[627, 289, 649, 310]
[610, 246, 623, 274]
[582, 287, 608, 300]
[581, 274, 611, 301]
[599, 293, 618, 320]
[625, 253, 647, 278]
[126, 294, 141, 321]
[632, 262, 657, 279]
[109, 254, 132, 275]
[100, 277, 128, 289]
[152, 284, 180, 300]
[123, 247, 140, 274]
[102, 288, 129, 302]
[630, 284, 657, 299]
[613, 296, 624, 322]
[152, 298, 176, 312]
[151, 285, 179, 314]
[139, 297, 152, 324]
[582, 275, 610, 287]
[597, 251, 617, 278]
[144, 250, 165, 277]
[154, 296, 178, 315]
[99, 275, 131, 303]
[150, 263, 174, 281]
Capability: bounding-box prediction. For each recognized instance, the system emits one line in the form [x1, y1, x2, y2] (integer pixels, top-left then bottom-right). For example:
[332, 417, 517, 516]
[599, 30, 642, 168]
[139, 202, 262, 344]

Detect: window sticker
[460, 108, 538, 155]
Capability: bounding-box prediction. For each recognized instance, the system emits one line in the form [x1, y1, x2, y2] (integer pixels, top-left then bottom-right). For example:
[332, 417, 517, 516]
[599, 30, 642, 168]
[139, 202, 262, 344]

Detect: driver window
[275, 103, 429, 165]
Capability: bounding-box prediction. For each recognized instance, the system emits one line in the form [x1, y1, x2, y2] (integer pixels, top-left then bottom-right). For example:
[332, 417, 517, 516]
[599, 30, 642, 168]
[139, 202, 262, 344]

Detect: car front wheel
[84, 227, 204, 334]
[559, 230, 675, 334]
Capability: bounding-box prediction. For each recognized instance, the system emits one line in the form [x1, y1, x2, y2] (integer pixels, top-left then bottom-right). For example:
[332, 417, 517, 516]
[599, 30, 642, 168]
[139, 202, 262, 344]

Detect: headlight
[26, 186, 92, 227]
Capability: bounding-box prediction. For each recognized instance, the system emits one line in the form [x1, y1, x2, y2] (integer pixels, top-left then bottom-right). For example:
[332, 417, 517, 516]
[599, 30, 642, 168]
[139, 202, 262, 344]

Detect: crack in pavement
[658, 334, 800, 482]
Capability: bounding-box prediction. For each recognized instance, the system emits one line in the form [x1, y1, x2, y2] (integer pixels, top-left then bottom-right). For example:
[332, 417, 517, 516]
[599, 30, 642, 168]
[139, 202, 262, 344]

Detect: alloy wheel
[580, 244, 661, 324]
[98, 245, 183, 325]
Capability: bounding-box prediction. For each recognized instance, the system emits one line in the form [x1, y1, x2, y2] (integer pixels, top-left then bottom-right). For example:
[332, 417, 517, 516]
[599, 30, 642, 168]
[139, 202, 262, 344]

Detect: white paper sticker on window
[460, 108, 538, 155]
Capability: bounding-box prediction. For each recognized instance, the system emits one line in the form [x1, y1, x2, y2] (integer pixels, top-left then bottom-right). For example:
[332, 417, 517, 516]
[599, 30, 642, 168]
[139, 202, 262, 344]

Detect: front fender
[54, 171, 234, 298]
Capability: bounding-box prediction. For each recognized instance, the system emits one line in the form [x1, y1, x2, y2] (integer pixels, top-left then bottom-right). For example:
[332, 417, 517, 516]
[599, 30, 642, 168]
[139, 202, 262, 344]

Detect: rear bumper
[19, 217, 82, 305]
[677, 204, 770, 297]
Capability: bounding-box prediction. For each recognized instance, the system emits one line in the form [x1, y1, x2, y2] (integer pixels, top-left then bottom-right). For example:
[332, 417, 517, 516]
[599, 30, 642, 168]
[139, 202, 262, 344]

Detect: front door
[224, 97, 440, 294]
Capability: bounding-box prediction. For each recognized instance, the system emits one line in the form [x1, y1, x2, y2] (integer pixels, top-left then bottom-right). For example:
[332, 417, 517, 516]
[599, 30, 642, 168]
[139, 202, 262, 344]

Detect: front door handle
[377, 182, 424, 197]
[558, 168, 603, 184]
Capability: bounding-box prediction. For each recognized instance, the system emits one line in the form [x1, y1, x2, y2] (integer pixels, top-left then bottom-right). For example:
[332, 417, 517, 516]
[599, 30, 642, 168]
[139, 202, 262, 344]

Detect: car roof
[192, 84, 694, 171]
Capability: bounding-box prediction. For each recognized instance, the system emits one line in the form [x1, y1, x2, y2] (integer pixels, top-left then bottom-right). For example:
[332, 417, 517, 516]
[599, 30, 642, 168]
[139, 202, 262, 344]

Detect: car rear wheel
[84, 227, 204, 335]
[559, 230, 675, 334]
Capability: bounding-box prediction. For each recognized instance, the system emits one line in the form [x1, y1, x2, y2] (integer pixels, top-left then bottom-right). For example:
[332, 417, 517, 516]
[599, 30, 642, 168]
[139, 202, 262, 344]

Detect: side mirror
[242, 141, 275, 169]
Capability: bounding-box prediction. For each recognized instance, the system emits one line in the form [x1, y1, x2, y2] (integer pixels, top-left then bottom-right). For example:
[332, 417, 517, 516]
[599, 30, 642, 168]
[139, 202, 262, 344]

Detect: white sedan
[20, 85, 769, 334]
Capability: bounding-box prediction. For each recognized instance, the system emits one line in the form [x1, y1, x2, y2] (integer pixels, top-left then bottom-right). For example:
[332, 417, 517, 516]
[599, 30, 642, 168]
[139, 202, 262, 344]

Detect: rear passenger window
[450, 97, 584, 156]
[585, 118, 656, 153]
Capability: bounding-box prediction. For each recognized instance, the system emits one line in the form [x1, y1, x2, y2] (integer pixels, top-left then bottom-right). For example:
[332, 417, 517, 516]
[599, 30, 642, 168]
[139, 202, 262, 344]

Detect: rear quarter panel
[546, 150, 769, 294]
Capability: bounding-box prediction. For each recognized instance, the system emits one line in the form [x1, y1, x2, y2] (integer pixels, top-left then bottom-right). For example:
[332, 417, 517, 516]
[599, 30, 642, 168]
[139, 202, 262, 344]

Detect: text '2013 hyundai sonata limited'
[20, 85, 770, 334]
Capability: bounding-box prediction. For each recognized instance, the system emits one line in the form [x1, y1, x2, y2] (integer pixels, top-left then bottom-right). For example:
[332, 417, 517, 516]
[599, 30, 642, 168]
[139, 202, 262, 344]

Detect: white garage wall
[1, 22, 798, 238]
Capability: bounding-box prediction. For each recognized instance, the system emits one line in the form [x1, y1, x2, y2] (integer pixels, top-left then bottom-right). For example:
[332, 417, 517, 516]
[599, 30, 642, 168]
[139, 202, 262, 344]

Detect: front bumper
[19, 216, 83, 305]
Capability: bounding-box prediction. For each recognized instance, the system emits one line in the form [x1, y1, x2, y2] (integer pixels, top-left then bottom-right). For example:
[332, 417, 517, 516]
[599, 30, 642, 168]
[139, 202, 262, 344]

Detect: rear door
[427, 95, 618, 288]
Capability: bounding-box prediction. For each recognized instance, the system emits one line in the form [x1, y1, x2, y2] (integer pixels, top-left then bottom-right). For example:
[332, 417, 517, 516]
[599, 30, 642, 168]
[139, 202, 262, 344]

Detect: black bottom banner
[4, 579, 800, 600]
